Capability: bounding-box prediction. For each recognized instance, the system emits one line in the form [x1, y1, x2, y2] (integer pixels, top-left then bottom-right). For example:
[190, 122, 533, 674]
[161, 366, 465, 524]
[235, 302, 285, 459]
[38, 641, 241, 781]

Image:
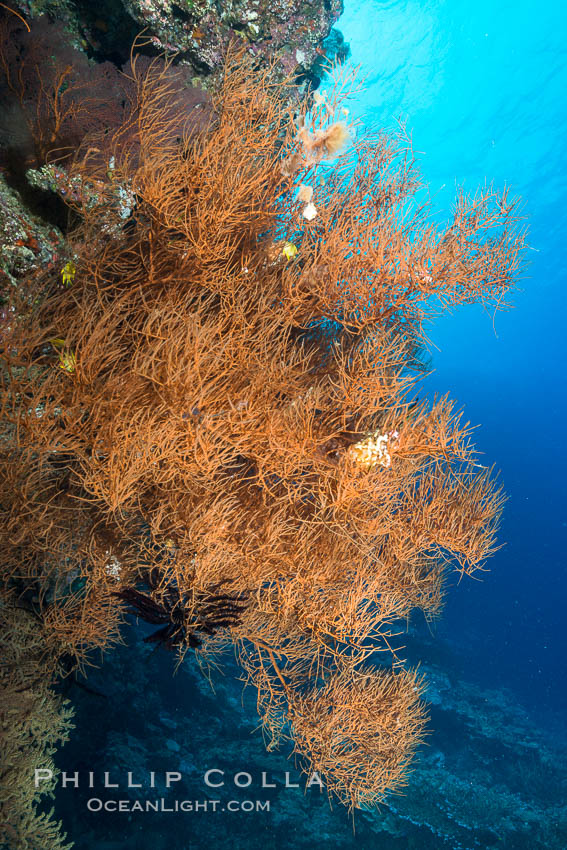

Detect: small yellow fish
[50, 337, 66, 349]
[58, 351, 76, 373]
[61, 261, 76, 287]
[282, 241, 298, 261]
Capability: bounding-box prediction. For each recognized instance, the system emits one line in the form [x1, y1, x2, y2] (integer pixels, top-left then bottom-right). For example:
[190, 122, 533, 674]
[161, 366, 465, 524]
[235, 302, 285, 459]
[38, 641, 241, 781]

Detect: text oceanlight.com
[86, 798, 271, 813]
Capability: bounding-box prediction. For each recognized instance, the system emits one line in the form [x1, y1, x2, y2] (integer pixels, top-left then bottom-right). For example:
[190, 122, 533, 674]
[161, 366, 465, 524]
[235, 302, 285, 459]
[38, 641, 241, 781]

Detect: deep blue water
[340, 0, 567, 719]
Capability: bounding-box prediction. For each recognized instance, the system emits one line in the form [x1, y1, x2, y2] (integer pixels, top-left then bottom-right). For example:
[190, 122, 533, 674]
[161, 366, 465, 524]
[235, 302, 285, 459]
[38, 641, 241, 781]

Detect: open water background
[339, 0, 567, 718]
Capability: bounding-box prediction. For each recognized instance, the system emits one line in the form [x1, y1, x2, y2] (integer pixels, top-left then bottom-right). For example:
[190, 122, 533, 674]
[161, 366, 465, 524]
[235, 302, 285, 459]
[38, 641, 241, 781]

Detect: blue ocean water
[339, 0, 567, 718]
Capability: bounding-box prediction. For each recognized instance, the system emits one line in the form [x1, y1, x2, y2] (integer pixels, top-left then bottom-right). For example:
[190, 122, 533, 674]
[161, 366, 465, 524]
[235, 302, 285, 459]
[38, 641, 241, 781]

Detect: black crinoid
[114, 568, 248, 651]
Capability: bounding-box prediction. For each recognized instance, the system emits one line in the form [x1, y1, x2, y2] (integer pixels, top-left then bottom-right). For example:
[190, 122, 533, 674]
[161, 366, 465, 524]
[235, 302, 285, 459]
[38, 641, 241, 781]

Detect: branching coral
[0, 46, 524, 815]
[0, 605, 74, 850]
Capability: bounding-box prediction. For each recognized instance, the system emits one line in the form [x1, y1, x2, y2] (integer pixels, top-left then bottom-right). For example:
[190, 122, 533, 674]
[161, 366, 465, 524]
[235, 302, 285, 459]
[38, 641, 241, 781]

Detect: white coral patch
[302, 202, 318, 221]
[349, 430, 400, 470]
[105, 552, 122, 581]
